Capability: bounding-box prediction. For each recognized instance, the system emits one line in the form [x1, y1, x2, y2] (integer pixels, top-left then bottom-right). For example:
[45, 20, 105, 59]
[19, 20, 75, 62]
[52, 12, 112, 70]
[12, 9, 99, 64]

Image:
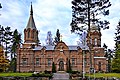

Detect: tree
[0, 3, 2, 9]
[0, 46, 9, 72]
[112, 45, 120, 73]
[70, 0, 111, 32]
[52, 62, 56, 73]
[103, 43, 113, 72]
[11, 29, 22, 59]
[71, 0, 111, 73]
[54, 29, 60, 44]
[10, 29, 22, 72]
[3, 26, 13, 58]
[0, 26, 4, 47]
[45, 31, 53, 45]
[112, 21, 120, 73]
[0, 26, 13, 58]
[66, 59, 72, 73]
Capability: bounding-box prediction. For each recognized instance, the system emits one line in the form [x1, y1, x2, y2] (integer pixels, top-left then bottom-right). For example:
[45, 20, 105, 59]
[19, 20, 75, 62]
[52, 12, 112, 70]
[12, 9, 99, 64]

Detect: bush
[52, 62, 56, 73]
[44, 70, 52, 74]
[0, 69, 3, 72]
[67, 70, 80, 74]
[31, 73, 53, 77]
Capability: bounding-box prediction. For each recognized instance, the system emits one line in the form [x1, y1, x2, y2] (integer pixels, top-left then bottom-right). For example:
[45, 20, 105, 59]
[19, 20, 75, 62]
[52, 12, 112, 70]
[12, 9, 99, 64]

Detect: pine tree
[11, 29, 22, 59]
[112, 21, 120, 73]
[52, 62, 56, 73]
[103, 43, 113, 72]
[71, 0, 111, 32]
[10, 29, 22, 72]
[0, 26, 4, 47]
[54, 29, 60, 44]
[4, 26, 13, 58]
[71, 0, 111, 73]
[66, 59, 72, 73]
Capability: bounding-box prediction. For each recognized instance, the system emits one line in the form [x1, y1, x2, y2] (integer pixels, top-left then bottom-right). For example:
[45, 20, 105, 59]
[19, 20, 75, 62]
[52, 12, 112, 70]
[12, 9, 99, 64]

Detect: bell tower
[87, 23, 101, 48]
[23, 3, 39, 48]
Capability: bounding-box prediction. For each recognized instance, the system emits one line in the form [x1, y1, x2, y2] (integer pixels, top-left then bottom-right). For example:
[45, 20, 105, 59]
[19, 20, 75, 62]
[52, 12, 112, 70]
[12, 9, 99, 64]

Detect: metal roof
[26, 3, 36, 30]
[45, 45, 55, 50]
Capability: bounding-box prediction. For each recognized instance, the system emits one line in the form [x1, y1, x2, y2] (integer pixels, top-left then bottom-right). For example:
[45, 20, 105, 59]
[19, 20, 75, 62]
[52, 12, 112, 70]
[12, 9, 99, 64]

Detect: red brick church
[17, 4, 107, 73]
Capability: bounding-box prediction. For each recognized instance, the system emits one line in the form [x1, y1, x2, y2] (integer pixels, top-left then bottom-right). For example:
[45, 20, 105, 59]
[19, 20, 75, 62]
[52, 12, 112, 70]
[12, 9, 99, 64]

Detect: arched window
[95, 38, 97, 45]
[90, 38, 92, 44]
[98, 62, 101, 71]
[32, 30, 34, 39]
[22, 58, 28, 65]
[28, 30, 30, 38]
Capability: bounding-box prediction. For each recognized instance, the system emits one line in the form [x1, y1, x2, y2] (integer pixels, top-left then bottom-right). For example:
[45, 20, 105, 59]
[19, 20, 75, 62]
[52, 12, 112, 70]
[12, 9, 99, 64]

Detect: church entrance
[59, 61, 64, 71]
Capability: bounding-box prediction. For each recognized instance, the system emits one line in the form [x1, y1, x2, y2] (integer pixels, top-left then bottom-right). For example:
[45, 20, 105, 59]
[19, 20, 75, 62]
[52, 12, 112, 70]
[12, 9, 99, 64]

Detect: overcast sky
[0, 0, 119, 49]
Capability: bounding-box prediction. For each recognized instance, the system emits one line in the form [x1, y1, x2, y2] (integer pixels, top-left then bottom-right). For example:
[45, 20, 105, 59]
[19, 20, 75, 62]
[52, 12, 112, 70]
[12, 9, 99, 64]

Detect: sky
[0, 0, 119, 49]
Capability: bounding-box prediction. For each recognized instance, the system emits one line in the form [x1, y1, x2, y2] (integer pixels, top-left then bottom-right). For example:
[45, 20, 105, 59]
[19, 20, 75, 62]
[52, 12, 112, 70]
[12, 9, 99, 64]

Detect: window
[36, 58, 40, 65]
[72, 58, 75, 65]
[32, 31, 34, 38]
[98, 62, 101, 71]
[28, 30, 30, 38]
[95, 38, 97, 45]
[90, 38, 92, 44]
[48, 58, 52, 66]
[22, 58, 27, 65]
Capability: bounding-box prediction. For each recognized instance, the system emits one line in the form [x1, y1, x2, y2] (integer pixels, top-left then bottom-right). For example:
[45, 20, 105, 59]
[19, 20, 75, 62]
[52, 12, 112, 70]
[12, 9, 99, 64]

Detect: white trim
[94, 57, 106, 59]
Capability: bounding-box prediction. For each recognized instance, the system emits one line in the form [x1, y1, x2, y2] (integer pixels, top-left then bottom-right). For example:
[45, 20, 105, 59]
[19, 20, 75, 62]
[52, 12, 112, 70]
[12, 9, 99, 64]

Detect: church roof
[33, 46, 43, 50]
[26, 3, 36, 30]
[33, 45, 87, 51]
[45, 45, 55, 50]
[68, 46, 78, 50]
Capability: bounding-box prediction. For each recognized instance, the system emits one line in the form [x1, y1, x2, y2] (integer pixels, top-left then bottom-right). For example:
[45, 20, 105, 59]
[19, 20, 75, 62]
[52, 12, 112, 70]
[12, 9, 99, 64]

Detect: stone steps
[52, 72, 69, 80]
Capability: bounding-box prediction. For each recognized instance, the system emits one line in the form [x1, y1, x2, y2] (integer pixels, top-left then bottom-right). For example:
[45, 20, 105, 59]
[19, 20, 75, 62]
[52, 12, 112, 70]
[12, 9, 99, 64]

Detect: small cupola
[90, 23, 99, 31]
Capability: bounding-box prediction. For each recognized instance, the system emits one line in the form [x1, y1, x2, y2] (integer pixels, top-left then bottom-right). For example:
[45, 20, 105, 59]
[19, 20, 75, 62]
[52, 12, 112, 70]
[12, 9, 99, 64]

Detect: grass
[0, 72, 120, 78]
[0, 72, 32, 77]
[0, 72, 52, 77]
[86, 73, 120, 78]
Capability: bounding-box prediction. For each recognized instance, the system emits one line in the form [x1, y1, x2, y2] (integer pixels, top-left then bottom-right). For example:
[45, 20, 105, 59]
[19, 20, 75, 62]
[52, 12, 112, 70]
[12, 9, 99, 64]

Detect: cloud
[0, 0, 118, 49]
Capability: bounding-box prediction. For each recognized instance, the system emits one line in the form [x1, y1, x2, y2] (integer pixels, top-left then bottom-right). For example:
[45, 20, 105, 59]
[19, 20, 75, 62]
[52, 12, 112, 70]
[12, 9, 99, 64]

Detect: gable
[54, 42, 69, 50]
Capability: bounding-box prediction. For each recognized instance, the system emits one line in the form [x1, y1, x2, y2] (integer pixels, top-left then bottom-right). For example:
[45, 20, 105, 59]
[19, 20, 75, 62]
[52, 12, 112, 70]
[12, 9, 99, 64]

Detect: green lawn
[0, 73, 32, 77]
[0, 72, 120, 78]
[86, 73, 120, 78]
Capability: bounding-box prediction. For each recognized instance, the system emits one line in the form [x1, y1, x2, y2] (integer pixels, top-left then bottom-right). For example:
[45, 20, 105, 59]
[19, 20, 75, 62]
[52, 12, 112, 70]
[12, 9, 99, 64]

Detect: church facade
[17, 4, 107, 73]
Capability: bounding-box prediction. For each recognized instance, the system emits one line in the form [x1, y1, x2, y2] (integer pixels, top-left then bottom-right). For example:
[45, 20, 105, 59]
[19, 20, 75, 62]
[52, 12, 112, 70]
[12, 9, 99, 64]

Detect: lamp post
[81, 31, 88, 79]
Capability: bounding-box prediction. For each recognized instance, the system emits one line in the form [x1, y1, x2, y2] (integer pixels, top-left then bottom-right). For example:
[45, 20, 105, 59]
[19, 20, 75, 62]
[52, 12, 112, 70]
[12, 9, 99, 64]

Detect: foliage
[52, 62, 56, 73]
[0, 26, 13, 58]
[0, 55, 9, 72]
[86, 73, 120, 78]
[70, 0, 111, 33]
[31, 73, 52, 77]
[54, 29, 60, 44]
[45, 31, 53, 45]
[0, 26, 22, 72]
[66, 59, 72, 73]
[8, 58, 16, 72]
[11, 29, 22, 59]
[103, 43, 113, 72]
[112, 44, 120, 73]
[112, 21, 120, 73]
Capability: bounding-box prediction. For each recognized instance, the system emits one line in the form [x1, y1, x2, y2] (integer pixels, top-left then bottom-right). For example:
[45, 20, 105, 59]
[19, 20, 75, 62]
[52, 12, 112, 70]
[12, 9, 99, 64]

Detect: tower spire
[30, 2, 33, 15]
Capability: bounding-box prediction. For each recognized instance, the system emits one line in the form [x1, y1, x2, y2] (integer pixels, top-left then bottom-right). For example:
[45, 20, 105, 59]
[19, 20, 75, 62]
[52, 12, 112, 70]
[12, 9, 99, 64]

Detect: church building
[17, 4, 107, 73]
